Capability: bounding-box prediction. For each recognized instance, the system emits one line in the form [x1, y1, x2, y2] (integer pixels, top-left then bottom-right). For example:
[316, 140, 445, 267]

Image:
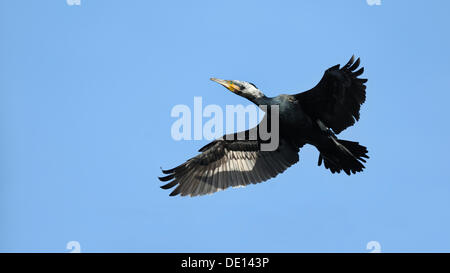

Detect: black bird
[159, 56, 369, 197]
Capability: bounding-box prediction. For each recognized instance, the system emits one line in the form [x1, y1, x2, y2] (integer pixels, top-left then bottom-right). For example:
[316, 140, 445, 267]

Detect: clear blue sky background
[1, 0, 450, 253]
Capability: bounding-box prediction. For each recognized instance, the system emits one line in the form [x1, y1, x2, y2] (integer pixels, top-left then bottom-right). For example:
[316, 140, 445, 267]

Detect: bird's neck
[252, 96, 271, 108]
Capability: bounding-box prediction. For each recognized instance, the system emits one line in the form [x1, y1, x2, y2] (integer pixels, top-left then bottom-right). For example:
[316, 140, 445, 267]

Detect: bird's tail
[318, 138, 369, 175]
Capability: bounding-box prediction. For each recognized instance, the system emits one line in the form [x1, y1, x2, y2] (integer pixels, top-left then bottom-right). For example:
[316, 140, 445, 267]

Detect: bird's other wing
[295, 55, 367, 134]
[159, 134, 299, 197]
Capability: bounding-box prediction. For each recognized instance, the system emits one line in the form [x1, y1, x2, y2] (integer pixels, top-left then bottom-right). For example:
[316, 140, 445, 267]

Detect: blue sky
[1, 0, 450, 252]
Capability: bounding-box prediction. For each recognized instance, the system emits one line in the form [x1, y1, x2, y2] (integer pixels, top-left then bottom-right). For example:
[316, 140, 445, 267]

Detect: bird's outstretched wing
[159, 133, 299, 197]
[295, 55, 367, 134]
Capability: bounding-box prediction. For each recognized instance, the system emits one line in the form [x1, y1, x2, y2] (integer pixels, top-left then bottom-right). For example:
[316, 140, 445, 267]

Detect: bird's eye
[249, 82, 257, 88]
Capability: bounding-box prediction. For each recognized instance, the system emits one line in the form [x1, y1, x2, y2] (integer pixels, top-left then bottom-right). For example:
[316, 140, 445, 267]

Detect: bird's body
[273, 95, 308, 126]
[272, 94, 312, 137]
[159, 56, 369, 197]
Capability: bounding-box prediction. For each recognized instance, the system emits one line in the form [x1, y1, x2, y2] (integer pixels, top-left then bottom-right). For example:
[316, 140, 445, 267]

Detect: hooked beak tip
[210, 77, 227, 86]
[210, 77, 221, 83]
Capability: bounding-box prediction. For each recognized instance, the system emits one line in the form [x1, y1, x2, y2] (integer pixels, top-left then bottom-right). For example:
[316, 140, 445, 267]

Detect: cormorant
[159, 56, 369, 197]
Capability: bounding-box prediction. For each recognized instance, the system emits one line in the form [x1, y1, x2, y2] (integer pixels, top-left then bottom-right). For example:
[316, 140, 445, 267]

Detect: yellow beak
[210, 78, 238, 93]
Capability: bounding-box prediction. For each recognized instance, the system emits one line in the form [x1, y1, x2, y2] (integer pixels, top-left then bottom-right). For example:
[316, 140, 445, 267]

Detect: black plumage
[159, 55, 369, 197]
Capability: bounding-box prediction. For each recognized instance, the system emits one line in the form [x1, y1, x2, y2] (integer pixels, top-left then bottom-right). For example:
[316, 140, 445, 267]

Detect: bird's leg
[316, 119, 334, 137]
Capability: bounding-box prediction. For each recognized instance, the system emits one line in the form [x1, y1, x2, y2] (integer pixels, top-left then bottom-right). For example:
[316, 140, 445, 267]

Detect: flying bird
[159, 55, 369, 197]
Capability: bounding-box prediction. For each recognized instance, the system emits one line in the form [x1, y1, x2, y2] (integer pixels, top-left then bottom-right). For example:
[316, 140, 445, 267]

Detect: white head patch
[232, 80, 265, 99]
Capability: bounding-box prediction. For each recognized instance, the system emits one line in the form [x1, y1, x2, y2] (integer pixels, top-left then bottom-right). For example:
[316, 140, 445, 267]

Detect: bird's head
[210, 78, 265, 103]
